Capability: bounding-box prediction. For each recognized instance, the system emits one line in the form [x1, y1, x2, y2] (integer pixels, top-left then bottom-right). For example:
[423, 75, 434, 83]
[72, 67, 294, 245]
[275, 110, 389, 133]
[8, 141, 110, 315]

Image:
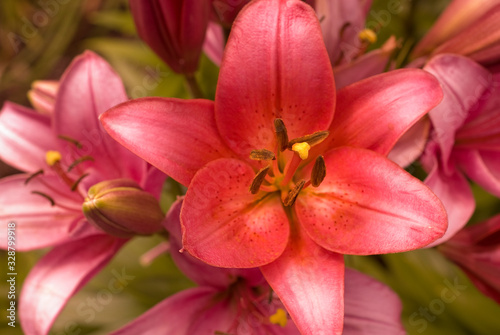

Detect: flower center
[248, 118, 328, 206]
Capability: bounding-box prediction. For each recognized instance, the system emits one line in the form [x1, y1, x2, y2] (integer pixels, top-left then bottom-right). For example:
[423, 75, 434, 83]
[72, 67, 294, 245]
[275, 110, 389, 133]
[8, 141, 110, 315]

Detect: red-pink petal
[455, 149, 500, 198]
[20, 234, 126, 335]
[54, 51, 145, 181]
[319, 69, 442, 157]
[215, 0, 335, 157]
[0, 102, 59, 172]
[388, 117, 430, 168]
[344, 269, 405, 335]
[0, 174, 83, 251]
[101, 97, 234, 186]
[296, 147, 448, 255]
[260, 223, 344, 335]
[182, 158, 289, 268]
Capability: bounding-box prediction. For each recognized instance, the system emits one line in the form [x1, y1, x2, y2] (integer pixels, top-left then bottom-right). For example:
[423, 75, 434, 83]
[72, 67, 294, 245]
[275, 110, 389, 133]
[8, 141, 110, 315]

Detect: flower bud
[211, 0, 251, 28]
[129, 0, 210, 74]
[28, 80, 59, 115]
[83, 178, 164, 238]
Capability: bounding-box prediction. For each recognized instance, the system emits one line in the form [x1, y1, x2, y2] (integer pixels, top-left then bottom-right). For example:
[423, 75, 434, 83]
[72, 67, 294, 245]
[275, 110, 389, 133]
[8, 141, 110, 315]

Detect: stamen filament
[281, 153, 301, 186]
[260, 185, 278, 193]
[58, 135, 83, 148]
[71, 173, 89, 191]
[25, 170, 44, 185]
[31, 191, 55, 206]
[52, 163, 76, 188]
[68, 156, 94, 172]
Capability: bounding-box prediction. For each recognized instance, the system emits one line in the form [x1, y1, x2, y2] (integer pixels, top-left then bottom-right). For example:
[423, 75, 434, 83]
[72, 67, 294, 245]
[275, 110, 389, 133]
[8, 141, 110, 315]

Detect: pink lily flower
[113, 199, 406, 335]
[129, 0, 211, 75]
[0, 51, 165, 335]
[439, 214, 500, 304]
[421, 54, 500, 246]
[411, 0, 500, 66]
[101, 1, 446, 333]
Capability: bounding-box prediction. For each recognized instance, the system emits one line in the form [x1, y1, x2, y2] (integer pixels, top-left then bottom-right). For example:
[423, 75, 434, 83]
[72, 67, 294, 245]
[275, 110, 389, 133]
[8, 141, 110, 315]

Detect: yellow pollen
[359, 28, 377, 44]
[291, 142, 311, 160]
[45, 150, 62, 166]
[269, 308, 288, 327]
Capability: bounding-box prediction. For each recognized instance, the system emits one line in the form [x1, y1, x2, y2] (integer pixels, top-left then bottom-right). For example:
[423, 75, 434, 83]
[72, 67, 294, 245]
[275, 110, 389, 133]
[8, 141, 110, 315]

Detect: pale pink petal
[140, 166, 167, 199]
[0, 102, 59, 172]
[54, 51, 145, 182]
[333, 36, 397, 90]
[455, 149, 500, 198]
[316, 69, 442, 157]
[111, 287, 220, 335]
[203, 21, 225, 66]
[424, 161, 475, 247]
[215, 0, 335, 157]
[0, 174, 83, 251]
[20, 234, 126, 335]
[166, 198, 264, 288]
[344, 268, 405, 335]
[260, 223, 344, 335]
[101, 97, 234, 186]
[423, 54, 492, 168]
[388, 117, 430, 168]
[182, 158, 289, 268]
[296, 147, 448, 255]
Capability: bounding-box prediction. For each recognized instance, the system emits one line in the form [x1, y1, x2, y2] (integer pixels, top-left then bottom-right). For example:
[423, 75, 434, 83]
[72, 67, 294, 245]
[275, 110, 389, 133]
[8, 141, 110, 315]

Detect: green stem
[184, 74, 204, 99]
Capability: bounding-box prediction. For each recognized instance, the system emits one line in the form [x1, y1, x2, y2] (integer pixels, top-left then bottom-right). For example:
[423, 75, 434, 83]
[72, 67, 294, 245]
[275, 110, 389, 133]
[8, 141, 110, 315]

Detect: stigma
[45, 150, 62, 166]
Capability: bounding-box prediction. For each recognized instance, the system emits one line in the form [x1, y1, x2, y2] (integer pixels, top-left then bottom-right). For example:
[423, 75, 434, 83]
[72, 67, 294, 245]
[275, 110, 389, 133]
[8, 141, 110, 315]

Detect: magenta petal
[101, 97, 234, 186]
[20, 234, 126, 335]
[324, 69, 442, 156]
[54, 51, 145, 181]
[111, 287, 219, 335]
[260, 223, 344, 335]
[182, 158, 289, 268]
[455, 149, 500, 198]
[388, 117, 430, 168]
[296, 147, 448, 255]
[0, 174, 83, 251]
[344, 269, 405, 335]
[215, 0, 335, 156]
[0, 102, 59, 172]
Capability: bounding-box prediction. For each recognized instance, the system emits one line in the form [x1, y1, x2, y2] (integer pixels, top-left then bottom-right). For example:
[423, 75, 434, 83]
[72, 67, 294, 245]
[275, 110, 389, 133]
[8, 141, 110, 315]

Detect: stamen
[25, 169, 44, 185]
[291, 142, 311, 160]
[283, 180, 305, 207]
[359, 28, 377, 44]
[269, 308, 288, 327]
[288, 130, 329, 149]
[31, 191, 55, 206]
[67, 156, 94, 172]
[311, 155, 326, 187]
[250, 149, 275, 161]
[250, 166, 270, 194]
[274, 118, 289, 152]
[71, 173, 89, 191]
[58, 135, 83, 149]
[45, 150, 62, 166]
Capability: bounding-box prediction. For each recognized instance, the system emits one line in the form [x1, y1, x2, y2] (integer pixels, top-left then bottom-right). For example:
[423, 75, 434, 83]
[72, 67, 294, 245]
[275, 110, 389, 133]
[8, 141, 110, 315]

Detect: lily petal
[388, 117, 430, 168]
[319, 69, 442, 157]
[215, 0, 335, 157]
[182, 158, 289, 268]
[101, 97, 234, 186]
[203, 21, 225, 66]
[344, 268, 405, 335]
[260, 222, 344, 335]
[296, 147, 447, 255]
[0, 174, 83, 251]
[54, 51, 145, 181]
[19, 234, 126, 335]
[455, 149, 500, 198]
[0, 102, 59, 172]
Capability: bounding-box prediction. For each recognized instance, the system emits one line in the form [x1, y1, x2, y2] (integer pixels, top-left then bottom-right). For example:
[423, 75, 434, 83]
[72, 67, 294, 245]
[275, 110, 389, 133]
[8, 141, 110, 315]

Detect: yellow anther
[269, 308, 288, 327]
[291, 142, 311, 160]
[359, 28, 377, 44]
[45, 150, 62, 166]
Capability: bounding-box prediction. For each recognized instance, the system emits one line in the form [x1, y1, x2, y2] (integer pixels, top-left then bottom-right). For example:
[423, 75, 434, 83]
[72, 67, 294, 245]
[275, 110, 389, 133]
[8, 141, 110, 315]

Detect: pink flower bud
[27, 80, 59, 115]
[83, 178, 164, 238]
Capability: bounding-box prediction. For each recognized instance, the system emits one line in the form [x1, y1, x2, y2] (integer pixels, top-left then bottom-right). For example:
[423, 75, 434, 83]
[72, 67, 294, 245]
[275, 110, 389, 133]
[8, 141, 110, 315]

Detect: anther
[249, 166, 270, 194]
[25, 169, 44, 185]
[311, 155, 326, 187]
[58, 135, 83, 149]
[45, 150, 62, 166]
[250, 149, 275, 161]
[71, 173, 89, 191]
[359, 28, 377, 44]
[68, 156, 94, 172]
[288, 131, 329, 150]
[31, 191, 55, 206]
[274, 118, 289, 152]
[283, 180, 305, 207]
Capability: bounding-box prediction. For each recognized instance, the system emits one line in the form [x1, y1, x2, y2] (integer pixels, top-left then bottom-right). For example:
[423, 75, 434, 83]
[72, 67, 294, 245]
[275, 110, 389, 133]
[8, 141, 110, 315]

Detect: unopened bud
[28, 80, 59, 115]
[83, 179, 164, 238]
